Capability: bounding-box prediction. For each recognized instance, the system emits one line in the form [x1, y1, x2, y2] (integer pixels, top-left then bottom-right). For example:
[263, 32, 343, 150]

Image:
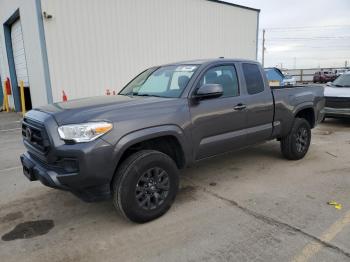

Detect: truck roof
[163, 58, 259, 66]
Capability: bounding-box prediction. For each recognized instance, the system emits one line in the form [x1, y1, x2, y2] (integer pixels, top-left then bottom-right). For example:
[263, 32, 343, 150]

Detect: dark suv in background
[313, 71, 337, 83]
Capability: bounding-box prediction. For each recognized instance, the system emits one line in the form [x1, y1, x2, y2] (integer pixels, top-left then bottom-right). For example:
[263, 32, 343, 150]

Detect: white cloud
[267, 44, 301, 53]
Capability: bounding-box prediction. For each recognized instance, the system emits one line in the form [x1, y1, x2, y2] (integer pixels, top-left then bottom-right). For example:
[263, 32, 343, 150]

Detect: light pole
[262, 29, 266, 67]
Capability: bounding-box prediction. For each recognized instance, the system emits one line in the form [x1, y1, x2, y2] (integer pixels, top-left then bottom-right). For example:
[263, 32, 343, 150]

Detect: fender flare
[293, 102, 316, 127]
[293, 102, 315, 117]
[278, 102, 315, 138]
[111, 125, 190, 169]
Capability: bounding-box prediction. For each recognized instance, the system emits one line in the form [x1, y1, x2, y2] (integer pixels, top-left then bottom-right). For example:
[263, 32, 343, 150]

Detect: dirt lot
[0, 112, 349, 262]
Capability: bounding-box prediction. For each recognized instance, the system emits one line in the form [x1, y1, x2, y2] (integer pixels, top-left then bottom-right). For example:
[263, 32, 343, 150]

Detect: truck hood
[36, 95, 176, 125]
[324, 86, 350, 98]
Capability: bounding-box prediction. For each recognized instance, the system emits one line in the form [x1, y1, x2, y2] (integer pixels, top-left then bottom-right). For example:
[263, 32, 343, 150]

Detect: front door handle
[233, 103, 246, 111]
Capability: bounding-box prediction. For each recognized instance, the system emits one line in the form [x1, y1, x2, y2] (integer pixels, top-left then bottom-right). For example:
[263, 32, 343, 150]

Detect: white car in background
[324, 71, 350, 119]
[282, 74, 297, 86]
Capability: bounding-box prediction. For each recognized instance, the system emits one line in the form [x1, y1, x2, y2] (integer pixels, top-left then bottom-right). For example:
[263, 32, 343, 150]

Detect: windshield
[119, 65, 198, 98]
[332, 74, 350, 87]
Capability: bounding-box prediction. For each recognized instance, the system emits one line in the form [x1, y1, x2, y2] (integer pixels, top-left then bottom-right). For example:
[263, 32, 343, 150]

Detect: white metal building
[0, 0, 259, 111]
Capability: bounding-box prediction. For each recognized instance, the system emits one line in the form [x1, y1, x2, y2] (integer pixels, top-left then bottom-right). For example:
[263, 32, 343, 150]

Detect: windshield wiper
[135, 94, 164, 98]
[334, 84, 346, 87]
[122, 91, 136, 97]
[122, 92, 166, 98]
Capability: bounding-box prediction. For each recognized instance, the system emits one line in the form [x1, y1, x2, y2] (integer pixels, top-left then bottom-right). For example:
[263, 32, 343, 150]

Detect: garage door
[11, 19, 29, 87]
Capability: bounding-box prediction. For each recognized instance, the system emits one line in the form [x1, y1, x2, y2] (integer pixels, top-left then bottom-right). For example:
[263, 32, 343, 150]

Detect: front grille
[325, 97, 350, 109]
[22, 118, 50, 154]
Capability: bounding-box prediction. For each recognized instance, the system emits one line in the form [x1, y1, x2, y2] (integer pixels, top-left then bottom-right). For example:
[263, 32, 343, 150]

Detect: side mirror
[194, 84, 223, 100]
[326, 82, 332, 86]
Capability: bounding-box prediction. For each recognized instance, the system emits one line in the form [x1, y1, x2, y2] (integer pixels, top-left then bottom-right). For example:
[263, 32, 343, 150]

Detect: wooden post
[19, 80, 26, 116]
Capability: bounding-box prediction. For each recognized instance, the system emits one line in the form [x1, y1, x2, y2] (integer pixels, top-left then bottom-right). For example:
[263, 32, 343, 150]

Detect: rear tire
[280, 118, 311, 160]
[112, 150, 179, 223]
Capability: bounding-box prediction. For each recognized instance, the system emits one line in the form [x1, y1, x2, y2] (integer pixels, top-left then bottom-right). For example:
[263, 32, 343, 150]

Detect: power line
[266, 45, 350, 49]
[259, 26, 350, 67]
[261, 25, 350, 30]
[261, 36, 350, 41]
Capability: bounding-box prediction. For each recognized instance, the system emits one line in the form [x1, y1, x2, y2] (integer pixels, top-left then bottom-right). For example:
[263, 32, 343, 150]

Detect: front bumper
[20, 138, 116, 202]
[323, 107, 350, 118]
[21, 152, 69, 189]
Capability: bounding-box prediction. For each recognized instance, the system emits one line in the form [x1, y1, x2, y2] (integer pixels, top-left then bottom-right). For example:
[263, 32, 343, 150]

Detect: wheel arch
[112, 125, 189, 172]
[293, 104, 315, 128]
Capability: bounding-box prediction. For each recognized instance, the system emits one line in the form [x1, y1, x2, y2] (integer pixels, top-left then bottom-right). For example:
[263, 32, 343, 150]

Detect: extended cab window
[200, 65, 239, 98]
[242, 63, 265, 95]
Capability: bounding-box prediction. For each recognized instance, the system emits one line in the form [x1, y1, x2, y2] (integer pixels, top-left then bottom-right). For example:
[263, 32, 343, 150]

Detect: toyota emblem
[26, 127, 32, 141]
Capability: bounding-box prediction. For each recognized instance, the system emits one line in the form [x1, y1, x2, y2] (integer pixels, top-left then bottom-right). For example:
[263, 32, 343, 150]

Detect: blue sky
[226, 0, 350, 69]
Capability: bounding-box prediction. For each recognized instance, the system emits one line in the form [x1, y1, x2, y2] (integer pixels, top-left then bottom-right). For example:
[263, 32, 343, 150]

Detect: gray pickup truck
[20, 59, 324, 222]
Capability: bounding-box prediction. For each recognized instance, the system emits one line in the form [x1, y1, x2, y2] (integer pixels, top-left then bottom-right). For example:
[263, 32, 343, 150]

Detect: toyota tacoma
[20, 59, 325, 223]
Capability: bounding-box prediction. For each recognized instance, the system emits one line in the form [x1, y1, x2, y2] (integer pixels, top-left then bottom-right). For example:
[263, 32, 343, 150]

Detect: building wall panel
[41, 0, 258, 102]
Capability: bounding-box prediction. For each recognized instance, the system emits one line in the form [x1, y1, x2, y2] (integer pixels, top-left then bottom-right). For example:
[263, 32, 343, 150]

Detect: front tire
[112, 150, 179, 223]
[280, 118, 311, 160]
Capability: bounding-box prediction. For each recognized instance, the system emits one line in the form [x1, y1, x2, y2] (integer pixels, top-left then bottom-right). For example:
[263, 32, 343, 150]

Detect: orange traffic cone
[62, 91, 68, 101]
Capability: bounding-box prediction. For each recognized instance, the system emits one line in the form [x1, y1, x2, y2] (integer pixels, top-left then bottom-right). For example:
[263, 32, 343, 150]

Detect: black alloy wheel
[295, 126, 309, 153]
[135, 167, 170, 210]
[280, 118, 311, 160]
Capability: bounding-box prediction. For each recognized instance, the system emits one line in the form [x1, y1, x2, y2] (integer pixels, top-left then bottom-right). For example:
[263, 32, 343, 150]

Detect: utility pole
[262, 29, 266, 67]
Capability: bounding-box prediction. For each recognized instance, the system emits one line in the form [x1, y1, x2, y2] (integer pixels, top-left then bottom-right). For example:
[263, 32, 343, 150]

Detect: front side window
[120, 65, 198, 98]
[199, 65, 239, 98]
[242, 63, 265, 95]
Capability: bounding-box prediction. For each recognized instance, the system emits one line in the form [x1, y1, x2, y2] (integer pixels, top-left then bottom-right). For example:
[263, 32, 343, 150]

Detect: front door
[189, 64, 248, 160]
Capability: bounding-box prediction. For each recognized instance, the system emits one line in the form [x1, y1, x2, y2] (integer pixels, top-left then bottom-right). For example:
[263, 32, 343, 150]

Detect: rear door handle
[233, 103, 246, 111]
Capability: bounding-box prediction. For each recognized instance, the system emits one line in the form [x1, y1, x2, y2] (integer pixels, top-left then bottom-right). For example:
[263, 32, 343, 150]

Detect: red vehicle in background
[313, 71, 337, 83]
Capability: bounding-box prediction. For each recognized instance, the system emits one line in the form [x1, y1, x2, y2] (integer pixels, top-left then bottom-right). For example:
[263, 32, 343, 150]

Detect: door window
[199, 65, 239, 98]
[242, 63, 265, 95]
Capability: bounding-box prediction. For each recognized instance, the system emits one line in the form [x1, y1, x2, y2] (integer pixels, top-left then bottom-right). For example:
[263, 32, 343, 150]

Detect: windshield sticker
[176, 66, 197, 72]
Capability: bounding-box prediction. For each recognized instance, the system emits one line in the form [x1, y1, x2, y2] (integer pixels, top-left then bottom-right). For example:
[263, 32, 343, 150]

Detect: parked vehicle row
[20, 59, 324, 223]
[265, 68, 349, 86]
[313, 71, 337, 83]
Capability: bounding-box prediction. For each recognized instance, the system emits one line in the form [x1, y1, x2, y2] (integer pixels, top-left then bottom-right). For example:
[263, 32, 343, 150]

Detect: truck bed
[271, 85, 325, 137]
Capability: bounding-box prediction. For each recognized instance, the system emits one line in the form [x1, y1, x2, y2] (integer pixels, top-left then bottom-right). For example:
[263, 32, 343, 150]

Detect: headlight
[58, 122, 113, 143]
